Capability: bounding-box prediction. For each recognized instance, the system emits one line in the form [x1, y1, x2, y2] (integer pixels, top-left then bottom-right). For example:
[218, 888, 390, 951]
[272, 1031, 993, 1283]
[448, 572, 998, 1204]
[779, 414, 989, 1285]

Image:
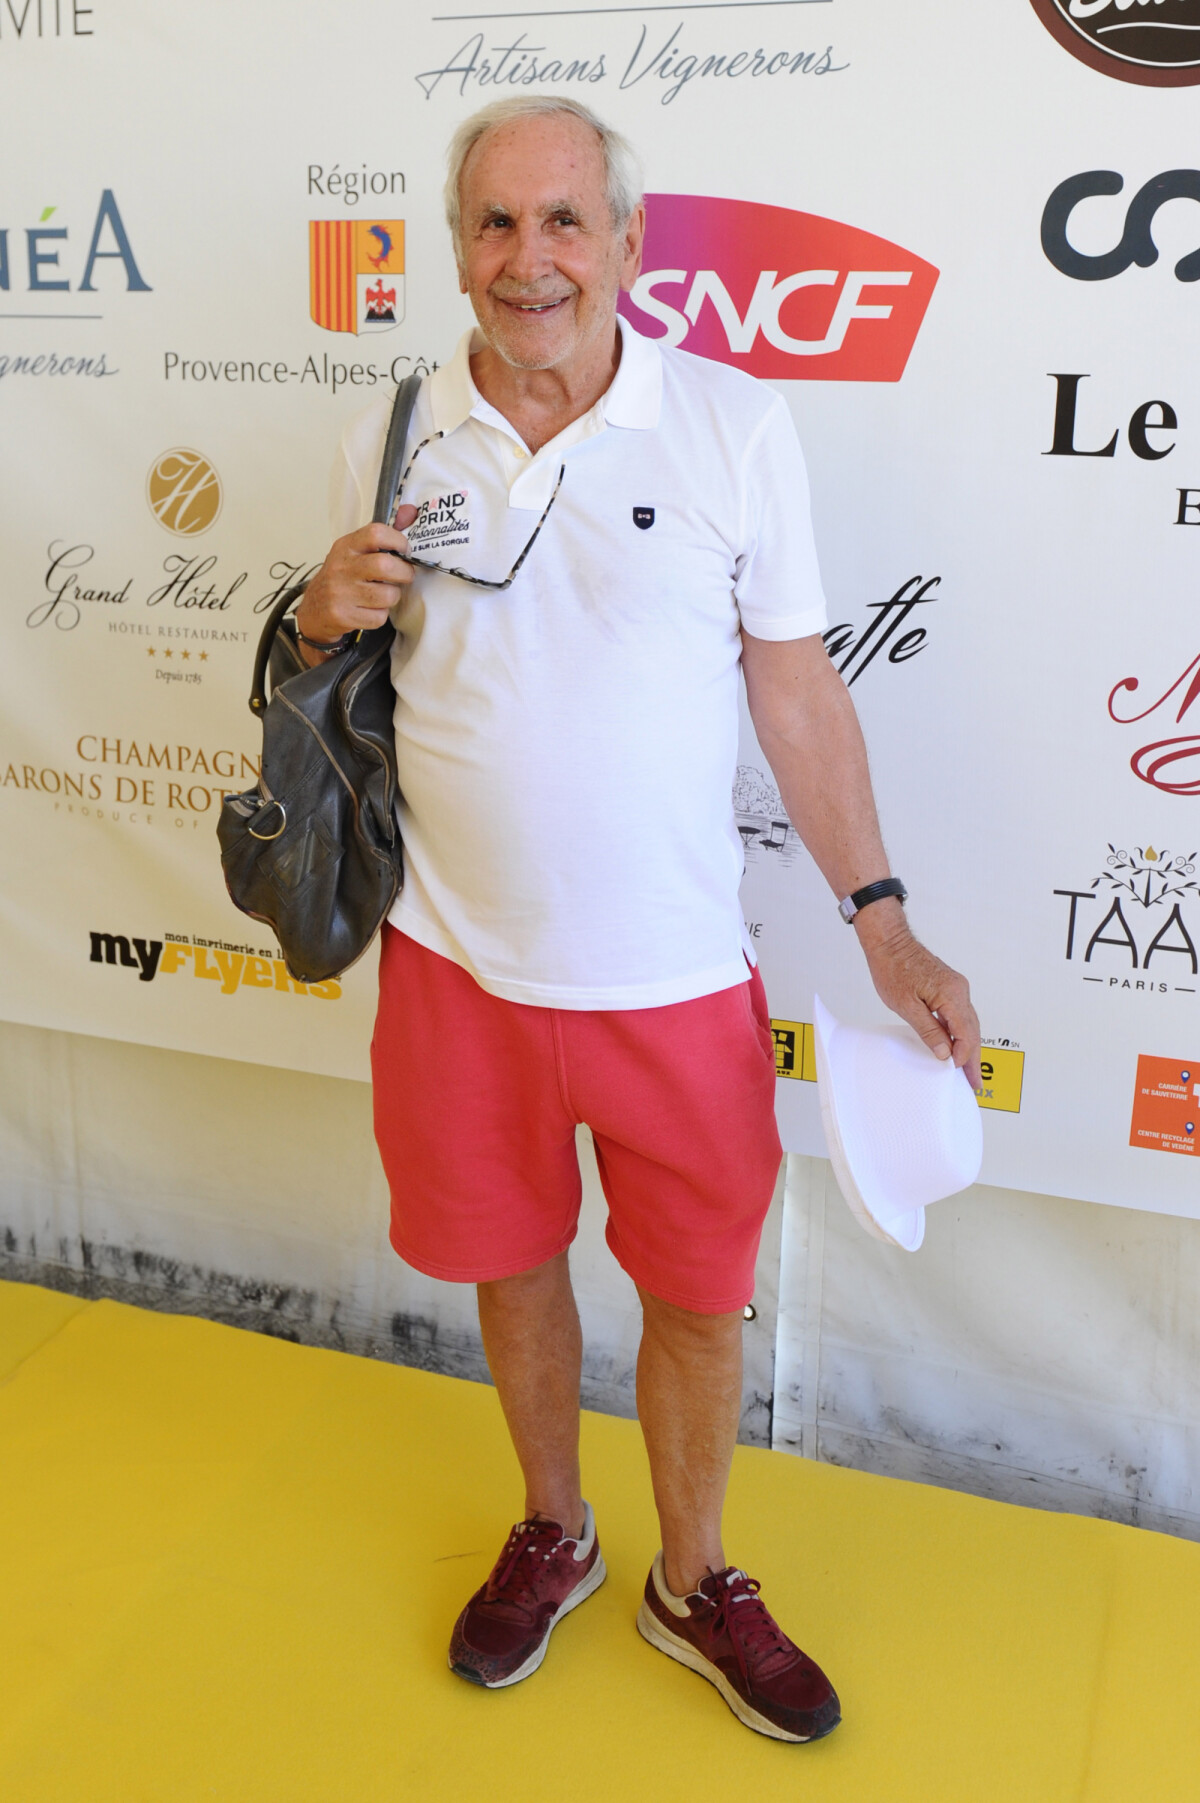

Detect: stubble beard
[479, 292, 582, 371]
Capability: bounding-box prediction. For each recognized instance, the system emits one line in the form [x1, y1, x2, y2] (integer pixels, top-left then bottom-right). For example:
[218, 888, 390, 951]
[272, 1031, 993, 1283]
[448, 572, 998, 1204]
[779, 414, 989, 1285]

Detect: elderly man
[295, 96, 979, 1742]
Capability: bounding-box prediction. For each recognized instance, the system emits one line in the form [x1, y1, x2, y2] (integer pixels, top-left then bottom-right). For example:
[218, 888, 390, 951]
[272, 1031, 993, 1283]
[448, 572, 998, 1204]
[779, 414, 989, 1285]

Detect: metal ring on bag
[247, 799, 287, 842]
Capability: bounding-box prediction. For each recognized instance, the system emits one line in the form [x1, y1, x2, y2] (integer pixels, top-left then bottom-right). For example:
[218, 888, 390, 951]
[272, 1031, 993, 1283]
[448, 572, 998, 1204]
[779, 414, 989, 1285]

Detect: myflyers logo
[88, 930, 341, 999]
[618, 195, 937, 381]
[309, 219, 405, 335]
[146, 449, 222, 537]
[1029, 0, 1200, 87]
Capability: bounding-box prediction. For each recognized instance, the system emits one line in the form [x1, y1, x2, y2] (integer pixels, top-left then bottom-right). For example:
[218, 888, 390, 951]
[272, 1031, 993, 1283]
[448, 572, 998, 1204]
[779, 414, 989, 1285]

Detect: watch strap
[839, 877, 908, 924]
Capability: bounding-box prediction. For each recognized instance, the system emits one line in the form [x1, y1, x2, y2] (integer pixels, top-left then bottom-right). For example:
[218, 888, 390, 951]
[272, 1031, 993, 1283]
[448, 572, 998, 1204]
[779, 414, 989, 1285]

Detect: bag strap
[372, 370, 423, 525]
[248, 371, 424, 715]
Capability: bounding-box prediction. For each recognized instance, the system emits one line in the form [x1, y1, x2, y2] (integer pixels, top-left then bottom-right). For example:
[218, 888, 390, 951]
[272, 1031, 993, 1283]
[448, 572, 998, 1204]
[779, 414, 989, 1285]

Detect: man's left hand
[854, 905, 982, 1090]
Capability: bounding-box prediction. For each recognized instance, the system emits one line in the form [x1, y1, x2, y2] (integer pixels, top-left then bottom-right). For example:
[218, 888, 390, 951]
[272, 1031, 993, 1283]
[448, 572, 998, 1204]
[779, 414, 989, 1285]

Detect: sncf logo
[618, 195, 938, 382]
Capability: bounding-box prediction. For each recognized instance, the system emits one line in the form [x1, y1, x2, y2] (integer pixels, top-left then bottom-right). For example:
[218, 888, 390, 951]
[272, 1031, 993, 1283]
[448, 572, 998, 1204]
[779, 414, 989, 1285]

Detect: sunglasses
[391, 432, 565, 591]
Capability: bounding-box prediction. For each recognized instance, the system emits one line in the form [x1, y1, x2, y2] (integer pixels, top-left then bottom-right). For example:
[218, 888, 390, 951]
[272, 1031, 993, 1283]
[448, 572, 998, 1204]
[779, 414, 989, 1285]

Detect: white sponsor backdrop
[1, 2, 1197, 1208]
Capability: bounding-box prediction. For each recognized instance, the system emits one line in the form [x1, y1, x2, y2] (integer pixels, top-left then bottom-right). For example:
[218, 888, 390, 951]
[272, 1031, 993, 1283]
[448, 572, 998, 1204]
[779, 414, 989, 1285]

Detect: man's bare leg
[636, 1288, 743, 1597]
[475, 1256, 742, 1585]
[633, 1289, 842, 1743]
[476, 1249, 585, 1538]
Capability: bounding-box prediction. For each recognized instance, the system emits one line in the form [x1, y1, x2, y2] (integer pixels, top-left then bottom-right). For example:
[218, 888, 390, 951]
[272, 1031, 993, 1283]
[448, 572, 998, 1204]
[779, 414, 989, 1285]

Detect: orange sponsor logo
[1129, 1053, 1198, 1156]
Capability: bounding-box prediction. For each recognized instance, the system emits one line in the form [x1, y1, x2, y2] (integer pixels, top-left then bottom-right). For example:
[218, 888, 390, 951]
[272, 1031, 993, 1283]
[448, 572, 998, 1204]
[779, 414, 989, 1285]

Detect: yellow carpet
[1, 1280, 1198, 1801]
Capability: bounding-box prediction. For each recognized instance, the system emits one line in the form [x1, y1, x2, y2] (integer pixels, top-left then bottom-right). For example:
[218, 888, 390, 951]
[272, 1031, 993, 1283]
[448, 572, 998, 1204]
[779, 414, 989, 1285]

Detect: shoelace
[703, 1570, 797, 1679]
[484, 1518, 567, 1617]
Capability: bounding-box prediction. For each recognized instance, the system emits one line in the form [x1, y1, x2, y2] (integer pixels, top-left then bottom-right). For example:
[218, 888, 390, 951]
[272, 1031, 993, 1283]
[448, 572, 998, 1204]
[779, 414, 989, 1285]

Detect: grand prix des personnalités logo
[617, 195, 938, 381]
[309, 219, 405, 335]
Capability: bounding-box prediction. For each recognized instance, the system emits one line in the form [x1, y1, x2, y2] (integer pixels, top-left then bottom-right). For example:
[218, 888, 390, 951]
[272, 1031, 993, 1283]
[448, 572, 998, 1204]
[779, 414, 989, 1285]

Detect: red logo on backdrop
[1110, 650, 1200, 795]
[617, 195, 938, 382]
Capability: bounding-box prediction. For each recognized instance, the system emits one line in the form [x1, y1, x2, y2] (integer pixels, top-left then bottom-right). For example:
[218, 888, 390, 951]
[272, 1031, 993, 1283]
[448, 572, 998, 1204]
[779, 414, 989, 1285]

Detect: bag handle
[248, 371, 424, 715]
[372, 370, 424, 526]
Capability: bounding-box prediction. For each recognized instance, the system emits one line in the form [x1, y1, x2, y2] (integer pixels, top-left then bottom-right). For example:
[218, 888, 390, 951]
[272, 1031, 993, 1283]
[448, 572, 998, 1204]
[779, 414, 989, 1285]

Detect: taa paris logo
[146, 449, 222, 537]
[617, 196, 937, 382]
[1029, 0, 1200, 86]
[1055, 842, 1199, 994]
[632, 507, 655, 530]
[309, 219, 405, 335]
[1042, 171, 1200, 282]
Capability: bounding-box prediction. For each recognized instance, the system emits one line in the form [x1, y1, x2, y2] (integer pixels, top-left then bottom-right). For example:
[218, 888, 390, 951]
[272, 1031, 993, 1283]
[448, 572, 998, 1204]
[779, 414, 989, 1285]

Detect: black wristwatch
[838, 877, 908, 924]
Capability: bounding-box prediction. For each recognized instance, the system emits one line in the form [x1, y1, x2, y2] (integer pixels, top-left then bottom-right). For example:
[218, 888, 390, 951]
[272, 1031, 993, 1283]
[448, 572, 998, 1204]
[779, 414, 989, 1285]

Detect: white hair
[443, 96, 644, 261]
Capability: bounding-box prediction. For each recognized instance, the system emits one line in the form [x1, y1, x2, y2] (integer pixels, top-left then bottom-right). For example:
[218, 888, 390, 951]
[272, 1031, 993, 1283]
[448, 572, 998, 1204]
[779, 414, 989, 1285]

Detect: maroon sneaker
[637, 1553, 841, 1742]
[449, 1502, 606, 1688]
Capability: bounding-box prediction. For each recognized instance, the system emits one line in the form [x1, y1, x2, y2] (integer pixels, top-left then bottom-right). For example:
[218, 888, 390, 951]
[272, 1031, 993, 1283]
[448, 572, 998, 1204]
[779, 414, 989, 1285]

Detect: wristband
[838, 877, 908, 924]
[295, 627, 353, 654]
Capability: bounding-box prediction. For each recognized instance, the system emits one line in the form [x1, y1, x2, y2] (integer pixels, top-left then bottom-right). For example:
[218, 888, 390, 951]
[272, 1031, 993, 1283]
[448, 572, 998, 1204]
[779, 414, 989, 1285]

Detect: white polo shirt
[331, 319, 827, 1010]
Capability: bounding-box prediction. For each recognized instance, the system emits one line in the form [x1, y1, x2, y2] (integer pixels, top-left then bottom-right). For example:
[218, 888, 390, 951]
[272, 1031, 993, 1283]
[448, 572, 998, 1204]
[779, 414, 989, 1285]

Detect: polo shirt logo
[632, 507, 655, 530]
[407, 489, 471, 552]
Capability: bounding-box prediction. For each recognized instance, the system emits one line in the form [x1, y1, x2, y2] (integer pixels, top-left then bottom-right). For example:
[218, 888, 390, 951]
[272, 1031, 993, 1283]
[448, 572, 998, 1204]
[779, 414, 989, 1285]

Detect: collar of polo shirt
[428, 317, 663, 513]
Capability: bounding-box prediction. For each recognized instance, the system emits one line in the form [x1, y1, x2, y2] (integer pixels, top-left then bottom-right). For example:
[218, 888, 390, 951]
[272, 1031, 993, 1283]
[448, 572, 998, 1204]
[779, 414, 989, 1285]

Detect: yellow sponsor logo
[159, 941, 340, 999]
[146, 447, 222, 536]
[88, 931, 340, 1000]
[976, 1047, 1024, 1113]
[772, 1016, 1025, 1113]
[770, 1018, 817, 1082]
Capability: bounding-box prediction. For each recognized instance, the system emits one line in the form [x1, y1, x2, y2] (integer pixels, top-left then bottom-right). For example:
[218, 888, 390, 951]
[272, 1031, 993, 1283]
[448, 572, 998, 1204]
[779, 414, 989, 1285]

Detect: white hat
[812, 994, 982, 1252]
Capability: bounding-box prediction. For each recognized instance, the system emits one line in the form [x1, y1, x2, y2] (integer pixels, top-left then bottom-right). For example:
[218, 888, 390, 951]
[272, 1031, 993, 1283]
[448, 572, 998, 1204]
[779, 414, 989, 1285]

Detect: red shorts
[371, 927, 782, 1314]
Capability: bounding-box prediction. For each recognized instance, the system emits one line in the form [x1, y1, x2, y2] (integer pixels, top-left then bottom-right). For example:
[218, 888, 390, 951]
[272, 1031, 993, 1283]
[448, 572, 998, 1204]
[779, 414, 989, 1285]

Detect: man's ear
[457, 259, 468, 296]
[619, 202, 647, 293]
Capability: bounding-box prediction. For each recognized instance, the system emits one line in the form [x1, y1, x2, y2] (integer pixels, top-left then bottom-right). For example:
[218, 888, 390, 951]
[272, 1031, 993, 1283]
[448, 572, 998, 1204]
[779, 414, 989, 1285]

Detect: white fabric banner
[1, 0, 1197, 1208]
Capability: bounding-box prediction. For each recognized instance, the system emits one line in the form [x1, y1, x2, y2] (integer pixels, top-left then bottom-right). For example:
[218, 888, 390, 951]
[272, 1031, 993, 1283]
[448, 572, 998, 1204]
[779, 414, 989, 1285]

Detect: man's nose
[503, 218, 553, 286]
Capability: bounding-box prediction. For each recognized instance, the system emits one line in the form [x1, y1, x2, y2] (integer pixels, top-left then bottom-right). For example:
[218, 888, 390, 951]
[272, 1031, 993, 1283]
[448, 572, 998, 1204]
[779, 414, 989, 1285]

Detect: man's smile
[495, 294, 574, 315]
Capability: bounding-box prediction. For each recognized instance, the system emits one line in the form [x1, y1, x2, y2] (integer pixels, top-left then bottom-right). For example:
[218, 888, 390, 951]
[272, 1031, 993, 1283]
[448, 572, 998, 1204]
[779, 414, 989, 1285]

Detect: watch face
[1028, 0, 1200, 87]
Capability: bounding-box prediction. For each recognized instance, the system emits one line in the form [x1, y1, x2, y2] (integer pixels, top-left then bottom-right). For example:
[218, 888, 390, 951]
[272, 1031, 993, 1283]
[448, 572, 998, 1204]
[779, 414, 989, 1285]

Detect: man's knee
[638, 1285, 743, 1346]
[478, 1248, 573, 1308]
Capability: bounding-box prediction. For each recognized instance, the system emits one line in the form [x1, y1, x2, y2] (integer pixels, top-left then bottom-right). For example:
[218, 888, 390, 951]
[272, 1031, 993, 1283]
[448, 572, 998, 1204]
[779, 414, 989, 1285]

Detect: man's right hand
[293, 505, 419, 666]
